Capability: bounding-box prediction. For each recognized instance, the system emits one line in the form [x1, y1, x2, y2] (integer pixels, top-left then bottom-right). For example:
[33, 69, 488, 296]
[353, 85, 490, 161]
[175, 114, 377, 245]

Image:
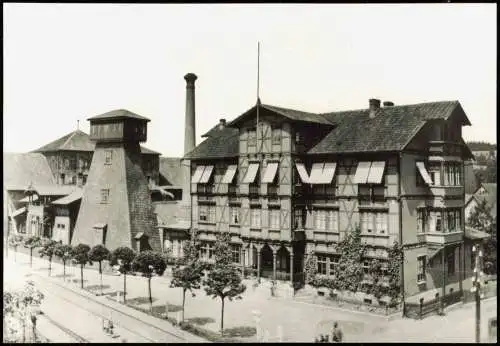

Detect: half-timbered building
[184, 97, 477, 302]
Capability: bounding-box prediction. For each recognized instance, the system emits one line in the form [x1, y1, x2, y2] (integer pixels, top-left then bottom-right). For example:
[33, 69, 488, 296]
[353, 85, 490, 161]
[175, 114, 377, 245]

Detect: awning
[134, 232, 146, 240]
[150, 186, 175, 199]
[243, 163, 260, 184]
[191, 165, 205, 184]
[416, 162, 433, 185]
[52, 189, 84, 205]
[199, 165, 214, 184]
[93, 223, 107, 229]
[464, 226, 491, 240]
[366, 161, 386, 184]
[295, 163, 310, 184]
[318, 162, 337, 184]
[354, 161, 371, 184]
[262, 162, 279, 183]
[11, 207, 27, 217]
[222, 165, 238, 184]
[309, 163, 325, 184]
[19, 195, 39, 203]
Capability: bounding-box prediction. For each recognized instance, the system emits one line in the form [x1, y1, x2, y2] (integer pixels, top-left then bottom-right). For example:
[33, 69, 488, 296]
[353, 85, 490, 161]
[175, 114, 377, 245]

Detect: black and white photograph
[3, 3, 497, 343]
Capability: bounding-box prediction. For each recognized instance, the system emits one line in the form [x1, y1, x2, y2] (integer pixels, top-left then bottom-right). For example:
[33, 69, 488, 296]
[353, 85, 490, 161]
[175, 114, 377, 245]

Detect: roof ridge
[319, 100, 459, 116]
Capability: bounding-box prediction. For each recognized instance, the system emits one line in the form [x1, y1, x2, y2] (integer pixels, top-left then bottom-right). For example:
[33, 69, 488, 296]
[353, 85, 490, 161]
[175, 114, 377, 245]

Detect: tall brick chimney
[184, 73, 197, 155]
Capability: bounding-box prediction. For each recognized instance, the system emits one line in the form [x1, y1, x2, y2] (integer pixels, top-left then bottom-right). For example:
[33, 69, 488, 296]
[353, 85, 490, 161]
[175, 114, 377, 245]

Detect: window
[228, 184, 238, 195]
[64, 159, 70, 169]
[447, 210, 456, 232]
[431, 170, 440, 186]
[362, 260, 370, 275]
[360, 211, 368, 233]
[71, 175, 77, 185]
[100, 189, 110, 204]
[372, 185, 385, 202]
[272, 126, 281, 145]
[199, 205, 215, 223]
[329, 256, 339, 276]
[248, 128, 257, 146]
[268, 184, 278, 197]
[60, 174, 65, 184]
[417, 256, 426, 283]
[367, 212, 374, 233]
[375, 212, 387, 235]
[269, 209, 280, 229]
[416, 165, 426, 186]
[249, 183, 259, 196]
[70, 158, 77, 170]
[230, 207, 240, 225]
[231, 245, 241, 264]
[82, 175, 88, 185]
[104, 150, 113, 165]
[455, 210, 461, 232]
[317, 256, 327, 275]
[471, 250, 475, 270]
[295, 131, 301, 144]
[326, 210, 339, 233]
[315, 210, 327, 230]
[358, 185, 371, 201]
[435, 212, 442, 232]
[447, 251, 455, 275]
[293, 208, 304, 229]
[251, 208, 261, 228]
[417, 209, 426, 233]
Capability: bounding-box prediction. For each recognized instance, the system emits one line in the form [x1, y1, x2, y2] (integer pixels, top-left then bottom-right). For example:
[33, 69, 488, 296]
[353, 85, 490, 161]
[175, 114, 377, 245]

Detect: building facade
[184, 97, 476, 302]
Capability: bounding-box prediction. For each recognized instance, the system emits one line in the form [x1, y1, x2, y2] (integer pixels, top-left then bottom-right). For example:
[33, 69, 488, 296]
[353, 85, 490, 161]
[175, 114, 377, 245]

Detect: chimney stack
[383, 101, 394, 107]
[184, 73, 197, 155]
[219, 118, 226, 130]
[369, 98, 381, 118]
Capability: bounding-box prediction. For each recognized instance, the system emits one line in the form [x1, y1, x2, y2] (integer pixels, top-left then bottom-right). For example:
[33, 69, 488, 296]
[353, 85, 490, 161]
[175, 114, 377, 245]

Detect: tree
[110, 247, 136, 304]
[54, 244, 74, 280]
[467, 199, 497, 274]
[203, 233, 246, 333]
[24, 236, 42, 268]
[8, 235, 24, 263]
[72, 244, 92, 289]
[170, 233, 204, 322]
[38, 239, 59, 276]
[131, 251, 167, 312]
[386, 241, 403, 306]
[332, 225, 365, 293]
[304, 252, 318, 285]
[88, 245, 111, 296]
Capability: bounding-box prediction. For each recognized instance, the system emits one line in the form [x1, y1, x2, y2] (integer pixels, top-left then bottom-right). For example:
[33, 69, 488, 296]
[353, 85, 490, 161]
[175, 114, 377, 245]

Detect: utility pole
[472, 244, 483, 343]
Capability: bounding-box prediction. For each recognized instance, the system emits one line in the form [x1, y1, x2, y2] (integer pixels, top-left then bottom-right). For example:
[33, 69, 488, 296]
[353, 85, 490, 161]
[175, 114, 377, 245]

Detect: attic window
[104, 150, 112, 165]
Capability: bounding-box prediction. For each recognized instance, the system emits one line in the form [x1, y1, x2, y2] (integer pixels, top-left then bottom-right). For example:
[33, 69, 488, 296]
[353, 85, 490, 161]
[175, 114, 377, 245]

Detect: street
[5, 250, 497, 343]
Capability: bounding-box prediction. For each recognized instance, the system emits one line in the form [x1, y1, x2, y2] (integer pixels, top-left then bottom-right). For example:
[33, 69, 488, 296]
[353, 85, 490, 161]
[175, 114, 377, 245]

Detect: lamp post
[472, 245, 483, 343]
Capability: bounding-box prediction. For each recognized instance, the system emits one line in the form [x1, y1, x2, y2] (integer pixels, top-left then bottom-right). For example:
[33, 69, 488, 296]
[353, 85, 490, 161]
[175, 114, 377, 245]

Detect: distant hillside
[467, 141, 497, 151]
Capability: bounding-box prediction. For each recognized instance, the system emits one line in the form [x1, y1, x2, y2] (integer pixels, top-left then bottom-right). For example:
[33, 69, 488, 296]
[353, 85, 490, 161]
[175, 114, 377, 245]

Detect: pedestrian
[331, 321, 343, 343]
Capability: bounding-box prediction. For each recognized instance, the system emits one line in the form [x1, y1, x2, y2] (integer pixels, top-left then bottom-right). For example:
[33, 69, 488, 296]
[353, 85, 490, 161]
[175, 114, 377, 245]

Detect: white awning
[416, 162, 433, 185]
[354, 161, 371, 184]
[19, 195, 39, 203]
[262, 162, 279, 183]
[11, 207, 27, 217]
[366, 161, 386, 184]
[318, 162, 337, 184]
[295, 163, 310, 184]
[308, 163, 325, 184]
[134, 232, 146, 240]
[243, 163, 260, 184]
[222, 165, 238, 184]
[199, 165, 214, 184]
[52, 189, 84, 205]
[191, 165, 205, 184]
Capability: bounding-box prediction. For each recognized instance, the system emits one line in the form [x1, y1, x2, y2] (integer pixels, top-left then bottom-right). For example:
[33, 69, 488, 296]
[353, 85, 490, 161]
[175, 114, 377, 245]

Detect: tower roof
[88, 109, 151, 122]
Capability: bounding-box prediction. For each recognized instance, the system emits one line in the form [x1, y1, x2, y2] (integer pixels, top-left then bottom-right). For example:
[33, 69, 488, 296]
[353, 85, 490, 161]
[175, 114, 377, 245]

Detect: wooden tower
[71, 109, 160, 252]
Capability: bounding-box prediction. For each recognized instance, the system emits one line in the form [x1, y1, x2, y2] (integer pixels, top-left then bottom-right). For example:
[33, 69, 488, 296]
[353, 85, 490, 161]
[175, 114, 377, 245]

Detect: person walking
[331, 321, 343, 343]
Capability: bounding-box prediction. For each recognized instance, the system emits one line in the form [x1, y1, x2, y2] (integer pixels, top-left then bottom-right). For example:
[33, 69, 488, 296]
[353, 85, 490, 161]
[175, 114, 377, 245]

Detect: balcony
[428, 141, 463, 156]
[424, 230, 463, 245]
[429, 185, 463, 198]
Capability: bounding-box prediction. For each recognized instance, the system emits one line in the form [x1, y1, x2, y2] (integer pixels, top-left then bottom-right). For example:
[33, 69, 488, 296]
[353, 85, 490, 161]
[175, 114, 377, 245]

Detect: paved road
[6, 253, 206, 343]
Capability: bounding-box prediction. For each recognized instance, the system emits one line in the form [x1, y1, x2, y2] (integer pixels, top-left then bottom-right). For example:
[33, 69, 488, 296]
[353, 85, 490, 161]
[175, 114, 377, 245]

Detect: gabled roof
[310, 101, 468, 154]
[226, 103, 334, 127]
[159, 157, 184, 186]
[87, 109, 150, 122]
[33, 130, 95, 152]
[4, 153, 56, 190]
[184, 127, 239, 160]
[186, 100, 472, 159]
[32, 130, 160, 155]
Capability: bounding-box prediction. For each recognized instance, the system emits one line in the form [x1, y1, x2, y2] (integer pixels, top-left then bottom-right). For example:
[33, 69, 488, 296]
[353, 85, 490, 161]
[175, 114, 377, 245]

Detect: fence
[403, 281, 497, 320]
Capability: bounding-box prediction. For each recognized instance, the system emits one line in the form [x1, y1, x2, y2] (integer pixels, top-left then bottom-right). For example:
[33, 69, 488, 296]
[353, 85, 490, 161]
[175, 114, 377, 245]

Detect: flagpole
[256, 41, 261, 156]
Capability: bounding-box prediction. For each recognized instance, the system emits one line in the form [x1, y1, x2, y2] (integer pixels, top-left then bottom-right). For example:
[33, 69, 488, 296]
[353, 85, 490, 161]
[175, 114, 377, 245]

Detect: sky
[3, 3, 497, 157]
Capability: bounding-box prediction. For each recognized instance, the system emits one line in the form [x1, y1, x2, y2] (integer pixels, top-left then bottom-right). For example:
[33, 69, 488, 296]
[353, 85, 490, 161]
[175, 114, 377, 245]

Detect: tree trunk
[99, 262, 103, 296]
[30, 248, 33, 267]
[80, 264, 84, 289]
[123, 273, 127, 304]
[148, 277, 153, 313]
[220, 297, 225, 333]
[63, 261, 66, 279]
[48, 259, 52, 276]
[182, 288, 186, 322]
